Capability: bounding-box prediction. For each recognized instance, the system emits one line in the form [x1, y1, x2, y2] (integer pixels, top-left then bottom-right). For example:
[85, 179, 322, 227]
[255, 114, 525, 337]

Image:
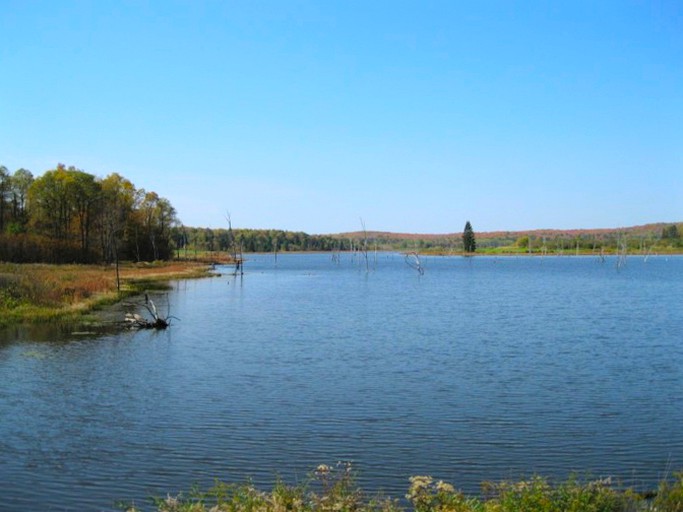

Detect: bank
[0, 260, 219, 328]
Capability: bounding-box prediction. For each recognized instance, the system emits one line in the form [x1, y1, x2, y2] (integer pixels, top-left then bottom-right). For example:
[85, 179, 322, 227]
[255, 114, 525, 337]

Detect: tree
[27, 164, 101, 258]
[10, 168, 33, 225]
[0, 165, 10, 232]
[661, 224, 681, 249]
[136, 191, 177, 260]
[662, 224, 680, 240]
[515, 235, 530, 249]
[28, 165, 74, 241]
[99, 173, 136, 272]
[68, 169, 101, 257]
[463, 221, 476, 253]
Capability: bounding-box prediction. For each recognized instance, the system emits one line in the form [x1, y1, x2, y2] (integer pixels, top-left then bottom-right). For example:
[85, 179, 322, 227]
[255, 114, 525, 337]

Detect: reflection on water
[1, 254, 683, 511]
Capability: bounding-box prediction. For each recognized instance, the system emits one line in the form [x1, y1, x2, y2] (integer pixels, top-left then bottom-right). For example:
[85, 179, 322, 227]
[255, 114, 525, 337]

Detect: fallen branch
[125, 293, 179, 330]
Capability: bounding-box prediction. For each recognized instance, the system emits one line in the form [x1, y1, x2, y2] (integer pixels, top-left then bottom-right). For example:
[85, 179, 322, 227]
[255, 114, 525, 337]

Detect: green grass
[117, 465, 683, 512]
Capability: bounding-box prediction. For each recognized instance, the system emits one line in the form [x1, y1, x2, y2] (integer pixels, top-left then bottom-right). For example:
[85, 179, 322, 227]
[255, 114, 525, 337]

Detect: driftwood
[125, 293, 178, 330]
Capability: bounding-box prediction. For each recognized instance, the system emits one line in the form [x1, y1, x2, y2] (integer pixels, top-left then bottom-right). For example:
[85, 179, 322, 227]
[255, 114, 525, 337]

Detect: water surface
[1, 254, 682, 510]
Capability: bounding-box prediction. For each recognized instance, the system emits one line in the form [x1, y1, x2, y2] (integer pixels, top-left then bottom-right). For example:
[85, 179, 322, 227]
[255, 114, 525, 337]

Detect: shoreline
[0, 260, 218, 329]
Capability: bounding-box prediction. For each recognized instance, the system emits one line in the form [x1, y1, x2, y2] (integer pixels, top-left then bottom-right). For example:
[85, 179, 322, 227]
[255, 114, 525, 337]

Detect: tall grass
[0, 261, 213, 327]
[119, 464, 683, 512]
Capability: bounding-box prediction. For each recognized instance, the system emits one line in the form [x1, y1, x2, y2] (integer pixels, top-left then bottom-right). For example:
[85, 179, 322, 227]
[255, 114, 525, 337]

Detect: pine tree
[463, 221, 476, 253]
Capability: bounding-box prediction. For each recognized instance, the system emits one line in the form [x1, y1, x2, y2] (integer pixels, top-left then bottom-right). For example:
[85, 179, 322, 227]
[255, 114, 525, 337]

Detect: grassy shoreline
[0, 260, 217, 328]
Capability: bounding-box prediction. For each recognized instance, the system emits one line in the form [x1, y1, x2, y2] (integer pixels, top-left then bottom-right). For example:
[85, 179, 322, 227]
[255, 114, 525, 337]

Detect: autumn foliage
[0, 163, 177, 263]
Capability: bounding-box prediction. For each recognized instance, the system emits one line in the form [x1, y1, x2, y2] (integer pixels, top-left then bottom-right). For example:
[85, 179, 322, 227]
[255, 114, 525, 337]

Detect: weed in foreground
[653, 471, 683, 511]
[118, 467, 683, 512]
[480, 475, 639, 512]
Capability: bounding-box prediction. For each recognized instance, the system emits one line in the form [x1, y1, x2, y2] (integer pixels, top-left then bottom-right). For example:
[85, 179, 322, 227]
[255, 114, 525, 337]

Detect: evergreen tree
[463, 221, 476, 253]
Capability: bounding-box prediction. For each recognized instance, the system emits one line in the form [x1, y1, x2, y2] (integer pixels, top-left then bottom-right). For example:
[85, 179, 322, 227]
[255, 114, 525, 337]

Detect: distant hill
[332, 222, 681, 253]
[335, 222, 675, 241]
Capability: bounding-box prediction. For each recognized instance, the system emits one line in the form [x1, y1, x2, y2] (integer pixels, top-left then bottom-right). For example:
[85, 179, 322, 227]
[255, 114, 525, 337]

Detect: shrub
[652, 472, 683, 511]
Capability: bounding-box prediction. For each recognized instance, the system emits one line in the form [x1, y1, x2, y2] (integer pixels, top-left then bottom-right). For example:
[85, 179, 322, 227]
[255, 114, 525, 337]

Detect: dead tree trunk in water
[225, 211, 244, 276]
[405, 251, 424, 275]
[125, 294, 178, 329]
[616, 233, 628, 270]
[360, 218, 370, 272]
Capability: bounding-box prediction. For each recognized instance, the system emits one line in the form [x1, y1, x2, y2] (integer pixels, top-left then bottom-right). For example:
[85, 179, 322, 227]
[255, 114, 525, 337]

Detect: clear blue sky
[1, 1, 681, 234]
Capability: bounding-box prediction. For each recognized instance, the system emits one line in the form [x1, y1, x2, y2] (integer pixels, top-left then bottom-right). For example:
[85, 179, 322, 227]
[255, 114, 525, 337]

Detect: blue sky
[1, 1, 681, 234]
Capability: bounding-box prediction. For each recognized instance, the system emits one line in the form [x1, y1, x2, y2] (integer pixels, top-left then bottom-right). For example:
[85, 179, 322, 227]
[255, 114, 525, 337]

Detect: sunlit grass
[0, 261, 214, 327]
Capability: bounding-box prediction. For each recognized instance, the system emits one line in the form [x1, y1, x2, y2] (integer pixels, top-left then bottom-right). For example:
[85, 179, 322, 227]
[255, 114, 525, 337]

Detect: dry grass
[0, 261, 214, 327]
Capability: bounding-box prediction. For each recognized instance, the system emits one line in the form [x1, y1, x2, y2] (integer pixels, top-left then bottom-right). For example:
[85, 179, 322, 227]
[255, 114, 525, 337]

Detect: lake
[1, 253, 682, 511]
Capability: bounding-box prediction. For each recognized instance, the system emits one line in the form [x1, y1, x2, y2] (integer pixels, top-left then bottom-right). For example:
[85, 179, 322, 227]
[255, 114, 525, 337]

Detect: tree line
[177, 222, 479, 257]
[173, 227, 357, 256]
[1, 163, 679, 263]
[0, 164, 178, 263]
[170, 222, 682, 258]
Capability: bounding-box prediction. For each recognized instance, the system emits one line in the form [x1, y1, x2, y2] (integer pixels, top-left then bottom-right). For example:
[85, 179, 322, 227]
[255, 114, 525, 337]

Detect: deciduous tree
[10, 168, 33, 226]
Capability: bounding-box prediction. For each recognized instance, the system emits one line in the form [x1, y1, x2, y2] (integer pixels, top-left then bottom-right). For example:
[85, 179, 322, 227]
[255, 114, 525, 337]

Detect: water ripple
[1, 255, 682, 510]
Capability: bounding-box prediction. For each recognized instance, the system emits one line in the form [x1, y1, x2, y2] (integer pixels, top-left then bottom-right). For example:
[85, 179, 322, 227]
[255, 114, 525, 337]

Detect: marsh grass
[0, 261, 214, 327]
[118, 466, 683, 512]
